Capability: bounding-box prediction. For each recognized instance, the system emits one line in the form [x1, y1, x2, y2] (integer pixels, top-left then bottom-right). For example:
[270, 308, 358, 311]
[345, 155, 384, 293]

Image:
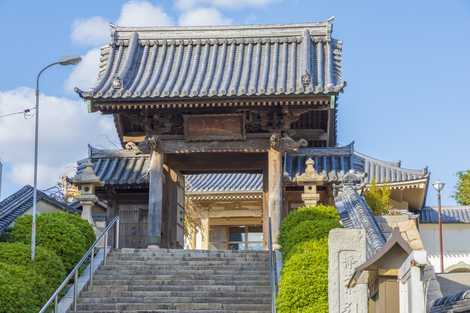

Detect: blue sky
[0, 0, 469, 205]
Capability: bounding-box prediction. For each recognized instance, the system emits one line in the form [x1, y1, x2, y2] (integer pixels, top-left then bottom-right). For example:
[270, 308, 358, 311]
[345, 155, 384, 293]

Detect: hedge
[277, 239, 329, 313]
[0, 262, 49, 313]
[0, 242, 66, 296]
[11, 212, 95, 271]
[279, 218, 340, 258]
[277, 205, 340, 313]
[278, 205, 339, 258]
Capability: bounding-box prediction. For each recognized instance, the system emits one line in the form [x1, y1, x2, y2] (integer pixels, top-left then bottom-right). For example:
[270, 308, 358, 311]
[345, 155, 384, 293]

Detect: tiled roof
[334, 185, 386, 258]
[83, 147, 150, 186]
[80, 147, 263, 193]
[420, 206, 470, 224]
[431, 290, 470, 313]
[76, 22, 345, 102]
[285, 142, 429, 184]
[0, 185, 78, 233]
[185, 173, 263, 194]
[79, 144, 428, 192]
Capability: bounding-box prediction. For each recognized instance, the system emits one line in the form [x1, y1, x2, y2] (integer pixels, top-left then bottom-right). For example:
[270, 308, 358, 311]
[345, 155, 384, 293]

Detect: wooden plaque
[184, 114, 245, 141]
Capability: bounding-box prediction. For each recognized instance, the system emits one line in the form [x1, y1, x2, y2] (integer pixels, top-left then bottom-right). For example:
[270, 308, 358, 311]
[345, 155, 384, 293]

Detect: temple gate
[74, 22, 345, 249]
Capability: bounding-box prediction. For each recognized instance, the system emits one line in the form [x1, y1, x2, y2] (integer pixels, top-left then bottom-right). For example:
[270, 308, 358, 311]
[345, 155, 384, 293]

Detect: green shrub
[279, 205, 339, 238]
[364, 177, 391, 215]
[278, 205, 339, 256]
[11, 212, 95, 271]
[0, 262, 49, 313]
[0, 242, 66, 296]
[277, 239, 329, 313]
[279, 218, 340, 258]
[277, 205, 340, 312]
[64, 213, 96, 248]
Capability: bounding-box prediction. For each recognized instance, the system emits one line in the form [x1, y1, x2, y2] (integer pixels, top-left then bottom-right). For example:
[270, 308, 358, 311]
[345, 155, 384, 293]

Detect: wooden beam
[166, 152, 266, 173]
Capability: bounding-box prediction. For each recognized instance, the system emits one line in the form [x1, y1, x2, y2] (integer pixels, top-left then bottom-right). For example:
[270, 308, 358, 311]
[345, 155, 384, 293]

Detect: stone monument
[328, 228, 368, 313]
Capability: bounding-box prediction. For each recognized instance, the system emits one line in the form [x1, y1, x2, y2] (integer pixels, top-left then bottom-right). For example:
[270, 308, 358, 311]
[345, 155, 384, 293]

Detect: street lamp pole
[432, 181, 446, 273]
[31, 56, 81, 261]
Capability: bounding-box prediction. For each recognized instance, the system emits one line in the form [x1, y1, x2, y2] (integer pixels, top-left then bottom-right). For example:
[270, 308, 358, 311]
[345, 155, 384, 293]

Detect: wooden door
[376, 276, 399, 313]
[119, 205, 148, 248]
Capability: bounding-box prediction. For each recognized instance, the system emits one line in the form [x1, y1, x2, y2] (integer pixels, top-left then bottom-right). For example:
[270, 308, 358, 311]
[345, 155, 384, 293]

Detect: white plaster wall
[420, 223, 470, 272]
[23, 200, 64, 215]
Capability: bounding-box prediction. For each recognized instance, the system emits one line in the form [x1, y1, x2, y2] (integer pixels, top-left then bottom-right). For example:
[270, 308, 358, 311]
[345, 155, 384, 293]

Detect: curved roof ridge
[88, 145, 148, 159]
[296, 141, 354, 155]
[353, 150, 427, 175]
[110, 21, 333, 39]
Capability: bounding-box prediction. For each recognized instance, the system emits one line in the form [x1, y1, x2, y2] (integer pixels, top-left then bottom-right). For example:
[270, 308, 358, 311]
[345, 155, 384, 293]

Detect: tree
[455, 170, 470, 205]
[364, 178, 391, 215]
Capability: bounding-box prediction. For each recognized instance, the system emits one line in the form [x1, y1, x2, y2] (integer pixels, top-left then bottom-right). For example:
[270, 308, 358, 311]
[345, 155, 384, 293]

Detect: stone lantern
[71, 160, 103, 226]
[294, 158, 326, 206]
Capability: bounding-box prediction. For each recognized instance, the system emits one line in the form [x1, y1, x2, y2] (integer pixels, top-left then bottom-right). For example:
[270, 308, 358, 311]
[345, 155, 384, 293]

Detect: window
[228, 226, 263, 251]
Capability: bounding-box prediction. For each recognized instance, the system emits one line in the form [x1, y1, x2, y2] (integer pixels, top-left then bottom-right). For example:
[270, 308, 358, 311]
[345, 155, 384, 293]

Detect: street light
[31, 56, 81, 261]
[432, 180, 446, 273]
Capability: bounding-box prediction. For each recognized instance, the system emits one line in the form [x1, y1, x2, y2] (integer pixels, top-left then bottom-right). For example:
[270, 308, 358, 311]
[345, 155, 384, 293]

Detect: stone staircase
[73, 248, 272, 313]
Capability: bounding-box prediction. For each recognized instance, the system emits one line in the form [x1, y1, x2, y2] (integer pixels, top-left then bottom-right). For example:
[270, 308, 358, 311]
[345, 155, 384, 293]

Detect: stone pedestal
[328, 228, 368, 313]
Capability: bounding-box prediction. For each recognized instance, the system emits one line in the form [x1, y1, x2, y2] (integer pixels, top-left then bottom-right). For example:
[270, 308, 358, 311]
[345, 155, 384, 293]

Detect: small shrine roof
[285, 142, 429, 185]
[420, 206, 470, 224]
[76, 22, 345, 106]
[0, 185, 78, 233]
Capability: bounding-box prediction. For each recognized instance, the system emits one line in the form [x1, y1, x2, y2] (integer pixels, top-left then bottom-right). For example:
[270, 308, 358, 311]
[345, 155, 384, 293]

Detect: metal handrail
[39, 216, 120, 313]
[268, 217, 278, 313]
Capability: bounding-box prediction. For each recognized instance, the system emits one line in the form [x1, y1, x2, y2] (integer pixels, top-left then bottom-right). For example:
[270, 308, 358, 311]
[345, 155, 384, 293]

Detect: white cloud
[116, 1, 174, 26]
[178, 7, 232, 26]
[65, 48, 100, 92]
[0, 87, 118, 189]
[175, 0, 276, 10]
[71, 16, 110, 47]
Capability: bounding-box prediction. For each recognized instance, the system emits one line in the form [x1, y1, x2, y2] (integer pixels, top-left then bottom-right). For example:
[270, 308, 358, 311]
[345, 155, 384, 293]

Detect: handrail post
[104, 231, 108, 265]
[115, 218, 120, 249]
[54, 295, 58, 313]
[73, 270, 78, 311]
[268, 217, 277, 313]
[90, 246, 94, 288]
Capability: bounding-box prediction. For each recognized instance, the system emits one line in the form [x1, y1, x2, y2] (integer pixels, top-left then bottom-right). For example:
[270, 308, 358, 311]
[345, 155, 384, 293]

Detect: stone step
[95, 270, 269, 280]
[97, 268, 269, 275]
[76, 303, 271, 311]
[73, 310, 269, 313]
[108, 255, 269, 263]
[114, 248, 269, 256]
[92, 279, 270, 287]
[78, 296, 271, 304]
[80, 290, 271, 298]
[100, 264, 269, 273]
[87, 284, 270, 293]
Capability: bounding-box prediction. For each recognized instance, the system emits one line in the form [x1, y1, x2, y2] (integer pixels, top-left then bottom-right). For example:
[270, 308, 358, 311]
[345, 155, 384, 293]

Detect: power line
[0, 107, 35, 119]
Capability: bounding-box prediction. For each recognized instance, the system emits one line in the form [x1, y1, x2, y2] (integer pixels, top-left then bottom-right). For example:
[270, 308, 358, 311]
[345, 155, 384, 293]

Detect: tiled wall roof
[0, 185, 77, 233]
[420, 206, 470, 224]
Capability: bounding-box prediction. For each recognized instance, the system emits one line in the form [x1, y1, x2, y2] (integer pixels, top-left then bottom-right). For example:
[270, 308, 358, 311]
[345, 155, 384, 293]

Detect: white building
[419, 206, 470, 273]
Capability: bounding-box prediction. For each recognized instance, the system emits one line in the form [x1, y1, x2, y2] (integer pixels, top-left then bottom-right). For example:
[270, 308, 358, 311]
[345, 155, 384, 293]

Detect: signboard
[184, 114, 245, 141]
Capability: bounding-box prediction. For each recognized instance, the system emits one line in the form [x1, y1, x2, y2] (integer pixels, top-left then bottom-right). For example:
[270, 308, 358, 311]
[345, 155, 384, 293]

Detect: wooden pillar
[268, 143, 283, 250]
[148, 149, 163, 247]
[262, 163, 269, 250]
[200, 210, 210, 250]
